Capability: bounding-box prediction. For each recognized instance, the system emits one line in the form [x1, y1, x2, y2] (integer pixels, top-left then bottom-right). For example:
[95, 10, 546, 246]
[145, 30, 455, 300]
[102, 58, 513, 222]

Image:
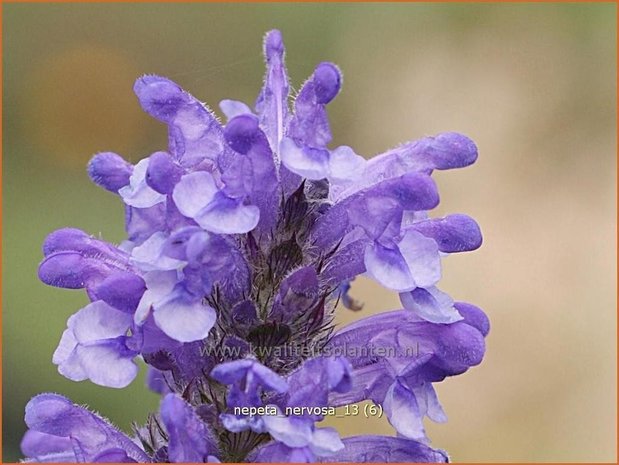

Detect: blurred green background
[3, 3, 616, 462]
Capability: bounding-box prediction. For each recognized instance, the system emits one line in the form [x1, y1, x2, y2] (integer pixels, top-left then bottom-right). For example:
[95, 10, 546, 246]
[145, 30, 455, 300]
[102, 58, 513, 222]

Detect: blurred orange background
[2, 3, 616, 462]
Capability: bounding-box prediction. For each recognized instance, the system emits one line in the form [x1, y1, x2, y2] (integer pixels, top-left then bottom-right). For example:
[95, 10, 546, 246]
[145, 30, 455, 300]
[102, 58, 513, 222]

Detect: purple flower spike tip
[24, 29, 487, 464]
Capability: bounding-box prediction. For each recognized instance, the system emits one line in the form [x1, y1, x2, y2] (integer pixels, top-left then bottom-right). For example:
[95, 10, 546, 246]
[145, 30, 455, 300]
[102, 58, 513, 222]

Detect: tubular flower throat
[22, 30, 488, 463]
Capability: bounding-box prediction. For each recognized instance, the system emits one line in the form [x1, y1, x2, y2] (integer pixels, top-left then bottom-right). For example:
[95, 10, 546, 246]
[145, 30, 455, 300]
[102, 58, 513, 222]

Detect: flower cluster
[21, 30, 488, 463]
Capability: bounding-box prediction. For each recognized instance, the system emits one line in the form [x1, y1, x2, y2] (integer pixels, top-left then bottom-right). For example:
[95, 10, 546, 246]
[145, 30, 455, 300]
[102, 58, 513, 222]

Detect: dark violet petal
[383, 378, 425, 440]
[312, 172, 439, 249]
[320, 435, 449, 463]
[224, 114, 264, 155]
[134, 75, 187, 121]
[219, 152, 254, 198]
[328, 309, 486, 385]
[160, 394, 218, 463]
[211, 359, 287, 410]
[87, 152, 133, 193]
[146, 151, 184, 195]
[422, 132, 478, 170]
[124, 203, 167, 244]
[271, 266, 319, 320]
[20, 430, 72, 458]
[210, 359, 254, 385]
[288, 62, 342, 148]
[411, 213, 482, 253]
[42, 228, 128, 261]
[313, 62, 341, 105]
[134, 75, 224, 167]
[24, 394, 148, 462]
[146, 366, 170, 395]
[231, 300, 258, 325]
[95, 272, 146, 313]
[322, 239, 369, 285]
[223, 114, 279, 234]
[286, 357, 351, 412]
[455, 301, 490, 337]
[162, 226, 203, 261]
[369, 132, 478, 176]
[42, 228, 89, 255]
[39, 252, 111, 290]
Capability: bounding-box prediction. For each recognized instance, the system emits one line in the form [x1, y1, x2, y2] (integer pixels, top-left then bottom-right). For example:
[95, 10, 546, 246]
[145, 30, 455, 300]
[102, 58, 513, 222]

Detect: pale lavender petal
[119, 159, 166, 208]
[220, 99, 252, 120]
[398, 229, 442, 288]
[414, 383, 447, 423]
[172, 171, 219, 219]
[364, 242, 415, 291]
[130, 232, 184, 271]
[194, 196, 260, 234]
[69, 301, 132, 343]
[154, 293, 216, 342]
[308, 427, 344, 456]
[262, 414, 313, 448]
[75, 341, 138, 388]
[328, 145, 366, 182]
[383, 379, 425, 440]
[400, 286, 462, 324]
[280, 137, 330, 180]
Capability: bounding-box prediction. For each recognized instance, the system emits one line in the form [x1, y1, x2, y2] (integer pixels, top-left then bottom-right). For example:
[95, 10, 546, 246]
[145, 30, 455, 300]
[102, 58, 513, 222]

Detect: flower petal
[172, 171, 218, 219]
[398, 229, 442, 288]
[119, 159, 166, 208]
[400, 286, 462, 324]
[160, 394, 217, 462]
[280, 137, 330, 180]
[75, 341, 138, 388]
[194, 195, 260, 235]
[219, 99, 252, 120]
[154, 293, 216, 342]
[69, 301, 132, 343]
[364, 242, 415, 291]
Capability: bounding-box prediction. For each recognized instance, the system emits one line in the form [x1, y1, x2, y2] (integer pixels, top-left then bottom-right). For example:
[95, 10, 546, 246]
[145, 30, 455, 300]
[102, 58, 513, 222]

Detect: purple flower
[24, 29, 488, 463]
[22, 394, 149, 462]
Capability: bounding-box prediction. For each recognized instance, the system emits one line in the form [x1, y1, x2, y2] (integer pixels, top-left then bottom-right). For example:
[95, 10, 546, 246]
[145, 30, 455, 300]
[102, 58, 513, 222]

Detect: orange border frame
[0, 1, 616, 465]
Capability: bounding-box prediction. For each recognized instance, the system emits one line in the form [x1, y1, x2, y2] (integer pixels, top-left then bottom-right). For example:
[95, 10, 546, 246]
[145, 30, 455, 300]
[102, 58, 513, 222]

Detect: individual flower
[23, 29, 488, 463]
